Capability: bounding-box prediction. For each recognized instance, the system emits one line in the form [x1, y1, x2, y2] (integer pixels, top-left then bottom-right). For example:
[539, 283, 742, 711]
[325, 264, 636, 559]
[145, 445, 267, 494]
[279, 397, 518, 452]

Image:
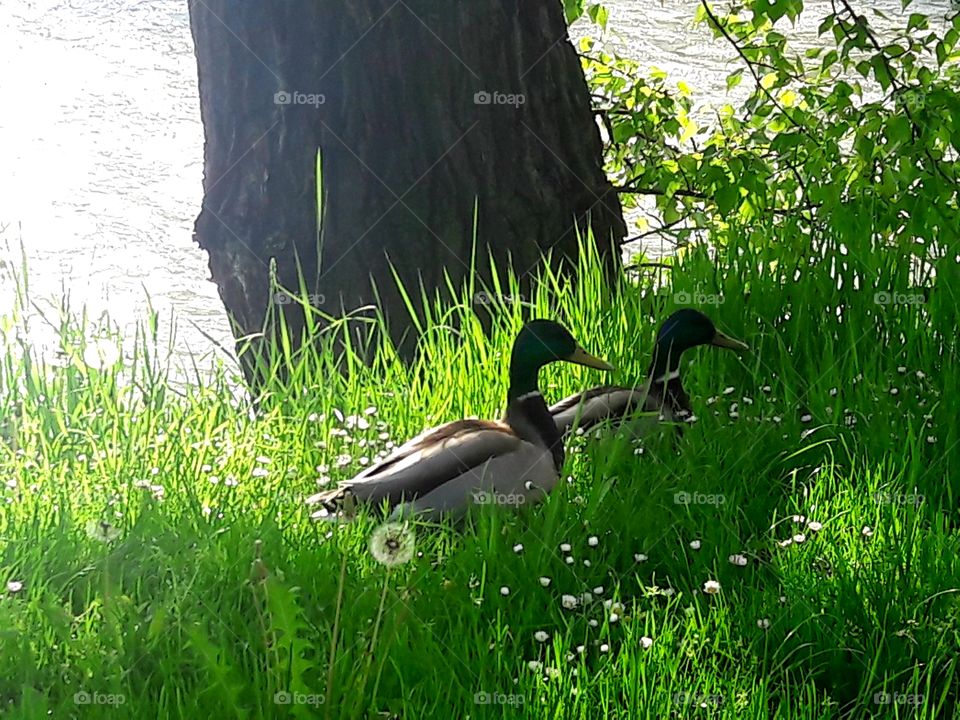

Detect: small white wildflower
[640, 636, 653, 649]
[757, 618, 770, 630]
[703, 580, 721, 595]
[599, 643, 610, 653]
[862, 525, 874, 538]
[252, 467, 269, 478]
[513, 543, 524, 554]
[634, 553, 648, 563]
[561, 594, 579, 610]
[587, 536, 599, 547]
[534, 631, 550, 643]
[723, 386, 735, 395]
[916, 370, 926, 379]
[576, 645, 586, 654]
[807, 520, 823, 532]
[728, 554, 748, 566]
[778, 538, 793, 548]
[527, 660, 543, 672]
[565, 556, 574, 565]
[559, 543, 572, 552]
[588, 619, 599, 627]
[6, 580, 23, 593]
[800, 413, 812, 423]
[500, 586, 510, 596]
[792, 533, 807, 544]
[592, 586, 604, 595]
[609, 613, 620, 623]
[539, 576, 551, 587]
[927, 436, 937, 444]
[689, 540, 701, 550]
[583, 559, 592, 567]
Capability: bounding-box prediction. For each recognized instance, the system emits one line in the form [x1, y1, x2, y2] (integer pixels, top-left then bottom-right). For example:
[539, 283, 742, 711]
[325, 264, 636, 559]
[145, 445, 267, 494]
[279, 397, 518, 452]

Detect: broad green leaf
[727, 69, 745, 91]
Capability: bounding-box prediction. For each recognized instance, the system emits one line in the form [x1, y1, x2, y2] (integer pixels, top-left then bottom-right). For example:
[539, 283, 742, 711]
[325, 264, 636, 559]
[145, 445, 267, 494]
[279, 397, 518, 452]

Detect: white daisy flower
[640, 636, 653, 649]
[534, 631, 550, 643]
[6, 580, 23, 593]
[587, 536, 599, 547]
[703, 580, 721, 595]
[689, 540, 701, 550]
[561, 594, 579, 610]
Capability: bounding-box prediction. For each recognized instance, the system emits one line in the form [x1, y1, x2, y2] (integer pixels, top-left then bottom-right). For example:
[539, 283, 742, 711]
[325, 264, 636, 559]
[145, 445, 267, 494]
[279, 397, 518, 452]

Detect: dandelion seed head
[369, 522, 415, 566]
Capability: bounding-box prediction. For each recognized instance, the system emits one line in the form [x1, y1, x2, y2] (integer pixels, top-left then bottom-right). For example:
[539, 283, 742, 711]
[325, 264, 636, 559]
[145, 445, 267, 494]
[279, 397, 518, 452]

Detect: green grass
[1, 224, 958, 719]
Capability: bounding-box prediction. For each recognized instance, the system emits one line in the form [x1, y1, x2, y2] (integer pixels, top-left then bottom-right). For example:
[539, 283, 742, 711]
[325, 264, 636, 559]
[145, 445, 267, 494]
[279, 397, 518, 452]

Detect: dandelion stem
[324, 549, 349, 720]
[361, 570, 391, 707]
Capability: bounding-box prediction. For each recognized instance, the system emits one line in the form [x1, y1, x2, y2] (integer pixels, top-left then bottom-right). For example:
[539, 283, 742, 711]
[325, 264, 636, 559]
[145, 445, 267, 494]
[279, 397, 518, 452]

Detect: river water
[0, 0, 951, 367]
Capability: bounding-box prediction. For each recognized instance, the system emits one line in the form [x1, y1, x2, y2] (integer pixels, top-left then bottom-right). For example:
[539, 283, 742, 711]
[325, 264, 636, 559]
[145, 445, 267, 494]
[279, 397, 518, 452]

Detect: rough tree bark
[188, 0, 625, 384]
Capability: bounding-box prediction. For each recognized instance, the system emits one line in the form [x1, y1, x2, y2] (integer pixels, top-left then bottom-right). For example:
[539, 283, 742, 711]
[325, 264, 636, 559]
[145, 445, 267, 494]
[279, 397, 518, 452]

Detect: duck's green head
[649, 309, 748, 379]
[509, 319, 614, 400]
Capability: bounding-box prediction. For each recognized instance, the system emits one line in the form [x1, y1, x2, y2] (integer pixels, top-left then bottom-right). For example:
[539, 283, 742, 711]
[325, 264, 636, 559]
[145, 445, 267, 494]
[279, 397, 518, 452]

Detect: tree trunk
[188, 0, 625, 384]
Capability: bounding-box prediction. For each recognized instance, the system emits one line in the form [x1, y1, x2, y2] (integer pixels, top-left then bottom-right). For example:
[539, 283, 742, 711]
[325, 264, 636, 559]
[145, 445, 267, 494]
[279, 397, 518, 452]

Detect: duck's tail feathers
[306, 487, 356, 520]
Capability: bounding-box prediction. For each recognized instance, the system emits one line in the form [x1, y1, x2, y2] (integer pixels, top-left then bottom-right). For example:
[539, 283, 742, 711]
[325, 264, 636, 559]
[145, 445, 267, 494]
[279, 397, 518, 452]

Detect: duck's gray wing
[306, 420, 522, 509]
[549, 384, 653, 435]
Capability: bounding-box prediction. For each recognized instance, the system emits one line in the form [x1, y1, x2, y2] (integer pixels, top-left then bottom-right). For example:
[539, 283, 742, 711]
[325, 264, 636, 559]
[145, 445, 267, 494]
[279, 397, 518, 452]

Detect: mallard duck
[306, 320, 614, 520]
[548, 309, 748, 436]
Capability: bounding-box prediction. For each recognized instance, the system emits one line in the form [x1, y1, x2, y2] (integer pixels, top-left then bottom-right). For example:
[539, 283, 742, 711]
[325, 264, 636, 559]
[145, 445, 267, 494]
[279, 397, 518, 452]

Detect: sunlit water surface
[0, 0, 950, 368]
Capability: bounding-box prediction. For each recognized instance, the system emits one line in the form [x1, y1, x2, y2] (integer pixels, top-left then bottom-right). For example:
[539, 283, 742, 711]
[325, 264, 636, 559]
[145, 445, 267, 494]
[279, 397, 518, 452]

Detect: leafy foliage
[574, 0, 959, 267]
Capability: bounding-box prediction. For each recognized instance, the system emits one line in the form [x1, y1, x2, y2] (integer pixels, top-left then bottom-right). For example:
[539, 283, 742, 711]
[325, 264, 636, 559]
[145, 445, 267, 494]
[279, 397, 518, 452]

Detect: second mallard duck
[549, 309, 748, 436]
[306, 320, 614, 520]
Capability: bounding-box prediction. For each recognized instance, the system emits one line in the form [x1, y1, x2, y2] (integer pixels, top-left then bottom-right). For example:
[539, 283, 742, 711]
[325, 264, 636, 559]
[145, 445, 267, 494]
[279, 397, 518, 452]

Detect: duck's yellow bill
[568, 346, 616, 371]
[711, 331, 749, 352]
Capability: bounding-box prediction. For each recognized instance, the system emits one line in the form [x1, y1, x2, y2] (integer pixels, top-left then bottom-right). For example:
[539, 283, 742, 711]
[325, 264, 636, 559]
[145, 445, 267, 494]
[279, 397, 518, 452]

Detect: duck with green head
[306, 319, 614, 520]
[549, 309, 748, 436]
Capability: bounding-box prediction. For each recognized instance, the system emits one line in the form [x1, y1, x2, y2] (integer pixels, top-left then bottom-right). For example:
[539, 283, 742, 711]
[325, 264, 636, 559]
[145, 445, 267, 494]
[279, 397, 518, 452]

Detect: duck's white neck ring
[651, 369, 680, 385]
[514, 390, 543, 403]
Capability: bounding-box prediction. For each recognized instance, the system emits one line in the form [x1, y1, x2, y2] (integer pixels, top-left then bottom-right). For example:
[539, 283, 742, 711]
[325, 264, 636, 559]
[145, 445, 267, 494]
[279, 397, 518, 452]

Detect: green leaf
[563, 0, 586, 24]
[727, 69, 744, 91]
[587, 3, 609, 30]
[715, 184, 741, 215]
[907, 13, 927, 31]
[871, 55, 892, 90]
